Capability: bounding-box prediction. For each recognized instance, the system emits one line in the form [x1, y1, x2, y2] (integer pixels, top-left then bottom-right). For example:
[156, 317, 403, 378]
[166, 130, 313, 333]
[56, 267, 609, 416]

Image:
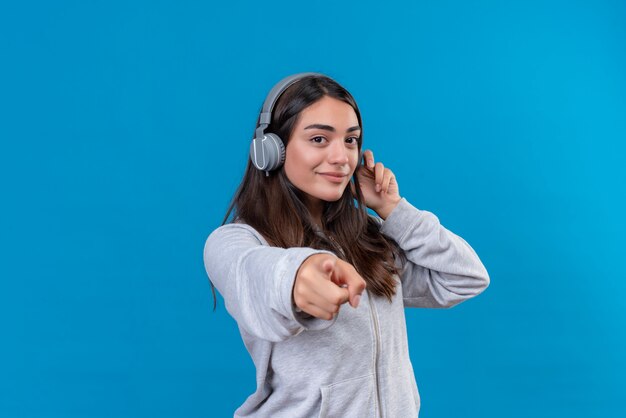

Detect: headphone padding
[264, 133, 285, 171]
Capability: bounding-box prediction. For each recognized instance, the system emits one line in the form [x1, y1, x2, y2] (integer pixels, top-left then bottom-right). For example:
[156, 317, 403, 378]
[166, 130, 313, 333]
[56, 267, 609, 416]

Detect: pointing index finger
[334, 260, 366, 308]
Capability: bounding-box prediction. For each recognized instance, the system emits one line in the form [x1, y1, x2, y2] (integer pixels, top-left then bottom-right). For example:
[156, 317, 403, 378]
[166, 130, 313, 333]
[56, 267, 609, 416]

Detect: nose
[327, 139, 349, 165]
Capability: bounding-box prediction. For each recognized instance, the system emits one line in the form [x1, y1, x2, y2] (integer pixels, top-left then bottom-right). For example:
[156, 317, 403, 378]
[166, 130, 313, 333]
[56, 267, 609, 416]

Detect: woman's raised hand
[354, 149, 402, 219]
[293, 254, 367, 320]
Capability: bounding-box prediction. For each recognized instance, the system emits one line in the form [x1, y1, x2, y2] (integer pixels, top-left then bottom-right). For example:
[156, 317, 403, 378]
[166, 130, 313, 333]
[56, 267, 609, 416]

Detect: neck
[304, 197, 324, 228]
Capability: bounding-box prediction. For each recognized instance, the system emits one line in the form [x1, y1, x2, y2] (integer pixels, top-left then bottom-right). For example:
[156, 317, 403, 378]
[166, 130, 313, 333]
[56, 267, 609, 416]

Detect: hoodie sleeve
[203, 223, 338, 342]
[378, 198, 490, 308]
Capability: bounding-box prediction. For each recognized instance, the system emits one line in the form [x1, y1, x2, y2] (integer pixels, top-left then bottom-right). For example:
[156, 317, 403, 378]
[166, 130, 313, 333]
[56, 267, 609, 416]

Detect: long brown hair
[209, 74, 405, 309]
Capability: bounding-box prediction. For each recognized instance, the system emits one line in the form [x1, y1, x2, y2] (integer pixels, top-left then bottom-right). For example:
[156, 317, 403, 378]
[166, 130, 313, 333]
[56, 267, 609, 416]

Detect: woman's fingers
[299, 301, 336, 321]
[310, 282, 350, 314]
[330, 260, 366, 308]
[294, 254, 358, 320]
[298, 281, 348, 320]
[381, 168, 395, 194]
[374, 162, 385, 192]
[363, 149, 375, 169]
[360, 150, 395, 194]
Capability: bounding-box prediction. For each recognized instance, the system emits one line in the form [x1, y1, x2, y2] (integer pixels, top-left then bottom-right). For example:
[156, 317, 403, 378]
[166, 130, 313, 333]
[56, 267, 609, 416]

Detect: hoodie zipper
[369, 294, 383, 417]
[325, 231, 382, 415]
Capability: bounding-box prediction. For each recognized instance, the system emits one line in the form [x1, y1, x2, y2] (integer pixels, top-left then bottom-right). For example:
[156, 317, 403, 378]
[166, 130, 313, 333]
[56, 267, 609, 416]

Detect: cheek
[348, 152, 360, 173]
[285, 145, 320, 170]
[284, 147, 314, 182]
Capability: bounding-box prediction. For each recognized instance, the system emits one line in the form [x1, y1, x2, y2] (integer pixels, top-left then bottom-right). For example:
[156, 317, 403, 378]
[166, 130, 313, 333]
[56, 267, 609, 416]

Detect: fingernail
[353, 294, 361, 308]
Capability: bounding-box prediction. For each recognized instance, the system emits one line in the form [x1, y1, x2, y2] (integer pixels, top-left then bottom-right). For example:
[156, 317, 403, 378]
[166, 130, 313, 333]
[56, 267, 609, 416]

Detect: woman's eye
[311, 136, 326, 144]
[346, 137, 360, 145]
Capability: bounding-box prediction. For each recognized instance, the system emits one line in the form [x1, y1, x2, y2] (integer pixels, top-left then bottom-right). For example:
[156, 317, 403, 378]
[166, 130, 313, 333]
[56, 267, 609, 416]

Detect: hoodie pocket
[318, 373, 377, 418]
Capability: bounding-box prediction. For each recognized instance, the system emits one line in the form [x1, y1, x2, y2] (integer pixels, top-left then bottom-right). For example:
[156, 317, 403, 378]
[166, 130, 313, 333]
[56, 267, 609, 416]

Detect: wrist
[376, 197, 402, 220]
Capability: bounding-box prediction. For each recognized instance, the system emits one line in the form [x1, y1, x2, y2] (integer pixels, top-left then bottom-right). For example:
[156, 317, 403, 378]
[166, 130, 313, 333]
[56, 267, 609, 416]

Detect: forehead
[295, 96, 359, 128]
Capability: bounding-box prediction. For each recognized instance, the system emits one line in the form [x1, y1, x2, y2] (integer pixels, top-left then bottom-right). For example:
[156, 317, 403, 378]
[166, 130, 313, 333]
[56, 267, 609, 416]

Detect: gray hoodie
[203, 198, 490, 417]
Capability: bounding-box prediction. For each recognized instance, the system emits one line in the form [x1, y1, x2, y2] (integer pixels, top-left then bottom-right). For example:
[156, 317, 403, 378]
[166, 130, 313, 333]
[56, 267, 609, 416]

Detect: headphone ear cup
[266, 133, 286, 169]
[250, 133, 285, 171]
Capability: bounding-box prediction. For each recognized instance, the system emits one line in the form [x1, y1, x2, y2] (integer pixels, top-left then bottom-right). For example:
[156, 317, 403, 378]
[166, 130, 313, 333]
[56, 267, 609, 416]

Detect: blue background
[1, 0, 625, 417]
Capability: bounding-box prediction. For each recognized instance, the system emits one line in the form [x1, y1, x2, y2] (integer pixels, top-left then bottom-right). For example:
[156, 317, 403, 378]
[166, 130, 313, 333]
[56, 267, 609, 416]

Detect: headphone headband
[255, 72, 323, 139]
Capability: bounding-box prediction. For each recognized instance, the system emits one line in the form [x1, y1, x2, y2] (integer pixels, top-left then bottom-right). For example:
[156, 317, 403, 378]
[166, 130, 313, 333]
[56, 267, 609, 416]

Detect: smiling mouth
[318, 173, 347, 183]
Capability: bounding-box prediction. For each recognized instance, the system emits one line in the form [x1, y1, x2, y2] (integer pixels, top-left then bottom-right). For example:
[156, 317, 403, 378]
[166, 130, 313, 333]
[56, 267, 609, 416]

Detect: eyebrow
[303, 124, 361, 133]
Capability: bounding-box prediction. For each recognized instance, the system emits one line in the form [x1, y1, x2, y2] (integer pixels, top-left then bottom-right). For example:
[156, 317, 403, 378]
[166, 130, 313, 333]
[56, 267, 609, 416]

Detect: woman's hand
[293, 254, 366, 320]
[354, 149, 402, 219]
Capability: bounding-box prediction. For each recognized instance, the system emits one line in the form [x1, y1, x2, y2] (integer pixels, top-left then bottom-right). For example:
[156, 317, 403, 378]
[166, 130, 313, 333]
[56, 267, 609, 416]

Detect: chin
[318, 190, 346, 202]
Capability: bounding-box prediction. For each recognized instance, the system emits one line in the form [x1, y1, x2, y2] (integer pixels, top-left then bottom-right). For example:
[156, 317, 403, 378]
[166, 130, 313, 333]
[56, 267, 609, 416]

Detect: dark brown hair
[209, 74, 405, 309]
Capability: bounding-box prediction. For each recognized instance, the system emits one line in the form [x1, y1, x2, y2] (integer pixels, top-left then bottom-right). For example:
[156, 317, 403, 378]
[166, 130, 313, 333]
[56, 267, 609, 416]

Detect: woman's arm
[379, 198, 490, 308]
[358, 149, 489, 308]
[203, 223, 338, 342]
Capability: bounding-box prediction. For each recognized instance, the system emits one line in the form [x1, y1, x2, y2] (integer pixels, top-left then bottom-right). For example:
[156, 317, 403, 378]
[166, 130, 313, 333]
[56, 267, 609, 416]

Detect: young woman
[203, 72, 490, 417]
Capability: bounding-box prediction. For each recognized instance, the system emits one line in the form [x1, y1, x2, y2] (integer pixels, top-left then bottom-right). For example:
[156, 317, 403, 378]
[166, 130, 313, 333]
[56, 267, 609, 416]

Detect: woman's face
[284, 95, 361, 215]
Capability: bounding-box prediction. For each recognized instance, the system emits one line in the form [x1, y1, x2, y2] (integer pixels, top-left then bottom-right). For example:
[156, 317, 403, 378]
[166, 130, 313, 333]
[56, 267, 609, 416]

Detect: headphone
[250, 72, 322, 175]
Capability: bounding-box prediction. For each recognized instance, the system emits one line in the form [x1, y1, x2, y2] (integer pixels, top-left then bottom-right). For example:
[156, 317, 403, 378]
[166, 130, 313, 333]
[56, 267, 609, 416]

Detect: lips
[318, 172, 348, 183]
